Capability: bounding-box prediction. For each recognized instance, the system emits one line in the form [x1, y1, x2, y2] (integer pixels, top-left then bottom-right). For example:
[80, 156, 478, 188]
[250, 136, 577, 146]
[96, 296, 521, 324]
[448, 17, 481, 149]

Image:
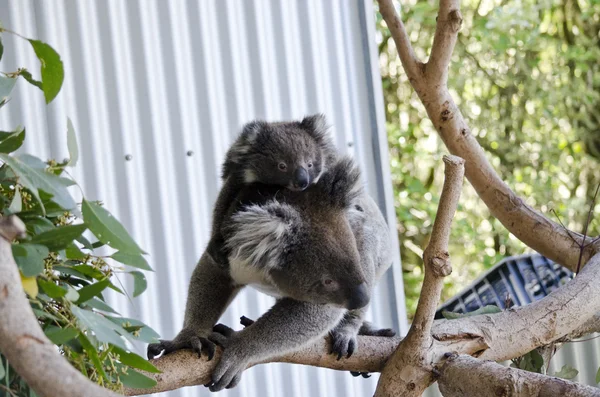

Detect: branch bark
[437, 354, 600, 397]
[374, 155, 465, 397]
[0, 215, 121, 397]
[376, 0, 599, 272]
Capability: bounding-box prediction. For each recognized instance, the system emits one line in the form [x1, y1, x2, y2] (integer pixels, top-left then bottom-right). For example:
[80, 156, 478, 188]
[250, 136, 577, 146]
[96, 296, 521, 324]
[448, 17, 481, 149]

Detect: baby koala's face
[245, 124, 326, 191]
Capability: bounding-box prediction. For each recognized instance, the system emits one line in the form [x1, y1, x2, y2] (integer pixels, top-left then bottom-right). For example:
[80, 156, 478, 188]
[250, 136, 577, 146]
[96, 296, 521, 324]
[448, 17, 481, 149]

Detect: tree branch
[376, 0, 599, 272]
[426, 0, 463, 85]
[376, 0, 423, 84]
[437, 354, 600, 397]
[374, 155, 465, 397]
[0, 216, 121, 397]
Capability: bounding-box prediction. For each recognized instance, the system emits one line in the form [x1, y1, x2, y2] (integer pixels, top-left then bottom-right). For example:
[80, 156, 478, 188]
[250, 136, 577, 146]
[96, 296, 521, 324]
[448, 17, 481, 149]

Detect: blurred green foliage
[376, 0, 600, 318]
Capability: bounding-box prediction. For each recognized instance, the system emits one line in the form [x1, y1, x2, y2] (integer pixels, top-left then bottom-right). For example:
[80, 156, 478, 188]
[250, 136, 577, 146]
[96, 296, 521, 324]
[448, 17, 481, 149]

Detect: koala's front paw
[329, 328, 358, 360]
[147, 328, 216, 360]
[205, 324, 248, 392]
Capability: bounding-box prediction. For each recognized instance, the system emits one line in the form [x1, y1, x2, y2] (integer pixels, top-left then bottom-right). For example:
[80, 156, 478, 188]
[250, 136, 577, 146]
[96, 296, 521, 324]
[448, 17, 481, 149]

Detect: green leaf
[111, 251, 152, 271]
[106, 316, 159, 343]
[72, 264, 105, 280]
[44, 326, 79, 345]
[24, 217, 54, 235]
[0, 126, 25, 153]
[85, 297, 119, 314]
[66, 118, 78, 166]
[131, 271, 147, 298]
[30, 224, 87, 251]
[82, 199, 144, 255]
[76, 235, 93, 250]
[78, 333, 108, 380]
[19, 69, 43, 91]
[0, 75, 17, 102]
[37, 279, 67, 299]
[64, 285, 80, 302]
[119, 368, 157, 389]
[75, 279, 110, 304]
[554, 365, 578, 380]
[441, 305, 502, 320]
[32, 308, 60, 322]
[71, 306, 130, 350]
[65, 243, 86, 260]
[28, 39, 64, 104]
[0, 154, 76, 213]
[595, 367, 600, 384]
[7, 187, 22, 214]
[113, 347, 160, 373]
[12, 243, 48, 277]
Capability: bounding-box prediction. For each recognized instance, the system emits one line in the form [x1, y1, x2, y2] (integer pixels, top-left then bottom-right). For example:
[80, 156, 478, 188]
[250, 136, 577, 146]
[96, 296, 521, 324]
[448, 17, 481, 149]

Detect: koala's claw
[240, 316, 255, 327]
[350, 371, 372, 378]
[358, 322, 396, 337]
[329, 330, 357, 360]
[146, 335, 216, 360]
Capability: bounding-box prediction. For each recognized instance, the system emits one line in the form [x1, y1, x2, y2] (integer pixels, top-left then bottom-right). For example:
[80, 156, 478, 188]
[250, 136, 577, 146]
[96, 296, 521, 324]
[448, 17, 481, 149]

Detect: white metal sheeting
[0, 1, 408, 396]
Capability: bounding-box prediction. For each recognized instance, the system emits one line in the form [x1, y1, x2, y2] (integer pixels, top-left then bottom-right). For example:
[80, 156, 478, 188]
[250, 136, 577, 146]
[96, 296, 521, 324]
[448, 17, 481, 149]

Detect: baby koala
[206, 113, 338, 265]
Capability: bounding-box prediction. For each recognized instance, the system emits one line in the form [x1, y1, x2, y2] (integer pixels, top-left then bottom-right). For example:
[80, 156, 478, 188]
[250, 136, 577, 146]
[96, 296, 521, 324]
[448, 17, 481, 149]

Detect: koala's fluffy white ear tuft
[226, 201, 301, 269]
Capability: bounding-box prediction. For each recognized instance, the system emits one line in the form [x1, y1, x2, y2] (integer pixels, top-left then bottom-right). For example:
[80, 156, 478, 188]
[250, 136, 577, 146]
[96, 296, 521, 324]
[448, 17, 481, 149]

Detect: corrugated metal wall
[0, 1, 408, 396]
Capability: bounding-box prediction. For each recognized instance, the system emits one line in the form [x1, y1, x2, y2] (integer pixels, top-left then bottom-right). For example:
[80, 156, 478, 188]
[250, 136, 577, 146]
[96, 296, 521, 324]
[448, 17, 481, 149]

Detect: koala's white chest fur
[229, 257, 282, 298]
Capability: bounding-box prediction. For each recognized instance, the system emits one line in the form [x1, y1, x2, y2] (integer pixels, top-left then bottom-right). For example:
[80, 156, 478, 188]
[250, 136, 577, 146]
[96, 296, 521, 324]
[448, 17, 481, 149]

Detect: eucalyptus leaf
[0, 126, 25, 153]
[44, 326, 79, 345]
[84, 297, 119, 314]
[111, 251, 152, 271]
[0, 75, 17, 102]
[554, 365, 578, 380]
[596, 366, 600, 384]
[65, 243, 86, 260]
[119, 368, 157, 389]
[7, 187, 22, 214]
[0, 154, 76, 213]
[12, 243, 48, 277]
[0, 355, 5, 379]
[64, 285, 80, 302]
[18, 69, 43, 91]
[106, 316, 159, 343]
[28, 39, 64, 104]
[113, 347, 160, 373]
[66, 118, 78, 166]
[75, 278, 110, 304]
[37, 279, 67, 299]
[131, 271, 147, 297]
[82, 199, 144, 255]
[76, 235, 93, 250]
[71, 306, 128, 351]
[20, 274, 38, 297]
[30, 224, 86, 251]
[78, 333, 108, 380]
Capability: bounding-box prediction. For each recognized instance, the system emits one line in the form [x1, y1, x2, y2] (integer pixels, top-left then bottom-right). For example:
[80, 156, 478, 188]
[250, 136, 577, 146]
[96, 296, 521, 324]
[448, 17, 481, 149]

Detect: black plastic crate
[434, 253, 574, 319]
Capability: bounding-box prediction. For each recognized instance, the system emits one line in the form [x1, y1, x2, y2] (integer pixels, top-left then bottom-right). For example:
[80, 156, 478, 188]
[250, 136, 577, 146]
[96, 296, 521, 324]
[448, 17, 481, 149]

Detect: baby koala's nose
[293, 167, 309, 190]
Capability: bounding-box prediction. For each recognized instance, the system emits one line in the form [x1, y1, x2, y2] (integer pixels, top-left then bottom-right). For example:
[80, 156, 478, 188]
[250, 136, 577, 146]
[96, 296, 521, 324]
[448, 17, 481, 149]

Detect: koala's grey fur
[147, 139, 394, 392]
[206, 114, 338, 266]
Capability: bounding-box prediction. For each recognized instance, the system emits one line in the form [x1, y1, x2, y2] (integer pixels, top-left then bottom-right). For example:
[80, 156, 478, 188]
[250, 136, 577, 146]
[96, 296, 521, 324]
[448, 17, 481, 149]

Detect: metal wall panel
[0, 1, 408, 396]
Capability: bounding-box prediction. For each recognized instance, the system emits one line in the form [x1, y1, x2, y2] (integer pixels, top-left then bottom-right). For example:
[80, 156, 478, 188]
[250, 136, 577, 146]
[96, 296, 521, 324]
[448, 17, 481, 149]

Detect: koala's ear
[316, 156, 363, 208]
[241, 120, 267, 143]
[300, 113, 329, 142]
[226, 202, 301, 268]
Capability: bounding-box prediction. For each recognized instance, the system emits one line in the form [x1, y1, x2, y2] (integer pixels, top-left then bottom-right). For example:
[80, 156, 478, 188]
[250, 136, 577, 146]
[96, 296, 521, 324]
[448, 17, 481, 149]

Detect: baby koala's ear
[300, 113, 329, 141]
[241, 120, 267, 143]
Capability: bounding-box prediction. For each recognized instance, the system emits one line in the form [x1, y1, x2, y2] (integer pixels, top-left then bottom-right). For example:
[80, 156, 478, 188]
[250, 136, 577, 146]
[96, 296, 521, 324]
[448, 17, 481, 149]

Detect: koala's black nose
[293, 167, 309, 190]
[345, 283, 370, 310]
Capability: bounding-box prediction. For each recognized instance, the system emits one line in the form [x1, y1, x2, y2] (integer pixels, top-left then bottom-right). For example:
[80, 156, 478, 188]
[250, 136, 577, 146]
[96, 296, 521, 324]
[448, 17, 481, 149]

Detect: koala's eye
[278, 162, 287, 171]
[307, 162, 313, 168]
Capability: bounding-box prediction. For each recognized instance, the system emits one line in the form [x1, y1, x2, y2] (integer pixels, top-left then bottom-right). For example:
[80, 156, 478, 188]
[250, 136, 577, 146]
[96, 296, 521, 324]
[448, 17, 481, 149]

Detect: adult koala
[147, 157, 394, 391]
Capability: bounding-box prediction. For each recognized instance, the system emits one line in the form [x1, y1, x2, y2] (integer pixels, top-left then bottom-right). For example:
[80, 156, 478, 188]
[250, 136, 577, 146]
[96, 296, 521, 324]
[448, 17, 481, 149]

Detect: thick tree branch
[377, 0, 423, 84]
[376, 0, 599, 272]
[437, 354, 600, 397]
[374, 155, 465, 397]
[0, 216, 121, 397]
